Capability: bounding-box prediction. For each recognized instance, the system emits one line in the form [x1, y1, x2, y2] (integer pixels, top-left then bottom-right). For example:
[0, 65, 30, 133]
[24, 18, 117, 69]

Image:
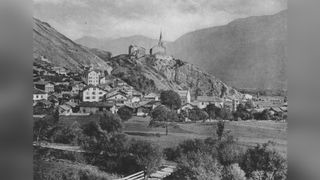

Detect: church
[149, 31, 173, 60]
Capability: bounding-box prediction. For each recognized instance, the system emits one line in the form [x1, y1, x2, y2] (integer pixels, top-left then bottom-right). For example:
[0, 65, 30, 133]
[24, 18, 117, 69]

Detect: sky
[34, 0, 287, 41]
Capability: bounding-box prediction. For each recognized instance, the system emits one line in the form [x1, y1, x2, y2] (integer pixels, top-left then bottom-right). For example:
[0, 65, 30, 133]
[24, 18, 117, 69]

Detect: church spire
[158, 30, 163, 46]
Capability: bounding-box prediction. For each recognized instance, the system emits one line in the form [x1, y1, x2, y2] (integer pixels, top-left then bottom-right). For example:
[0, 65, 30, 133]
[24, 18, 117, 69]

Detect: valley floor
[123, 116, 287, 156]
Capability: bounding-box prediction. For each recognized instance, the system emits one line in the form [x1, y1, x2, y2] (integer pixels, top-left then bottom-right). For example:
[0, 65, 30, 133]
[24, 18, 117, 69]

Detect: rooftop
[33, 88, 47, 95]
[79, 102, 114, 108]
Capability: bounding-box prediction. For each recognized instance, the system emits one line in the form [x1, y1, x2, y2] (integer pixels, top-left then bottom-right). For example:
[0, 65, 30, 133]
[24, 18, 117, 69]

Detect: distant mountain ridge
[76, 10, 287, 91]
[168, 10, 288, 91]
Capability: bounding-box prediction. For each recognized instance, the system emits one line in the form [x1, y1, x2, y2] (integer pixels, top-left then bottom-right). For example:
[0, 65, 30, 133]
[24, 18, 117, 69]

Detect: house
[59, 105, 73, 116]
[130, 96, 141, 103]
[79, 102, 116, 114]
[104, 92, 129, 105]
[82, 85, 107, 102]
[177, 90, 191, 104]
[100, 76, 106, 84]
[36, 100, 52, 108]
[33, 88, 48, 101]
[223, 98, 239, 112]
[98, 84, 113, 92]
[195, 96, 223, 109]
[144, 93, 159, 101]
[52, 66, 68, 75]
[71, 82, 86, 95]
[48, 94, 59, 106]
[82, 70, 101, 86]
[34, 81, 54, 93]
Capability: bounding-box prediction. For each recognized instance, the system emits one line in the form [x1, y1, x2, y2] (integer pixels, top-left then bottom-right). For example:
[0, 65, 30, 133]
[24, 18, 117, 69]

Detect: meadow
[123, 116, 287, 155]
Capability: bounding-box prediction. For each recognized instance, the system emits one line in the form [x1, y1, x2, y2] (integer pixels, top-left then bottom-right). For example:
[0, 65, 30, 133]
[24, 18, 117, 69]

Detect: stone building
[129, 44, 146, 58]
[150, 31, 173, 61]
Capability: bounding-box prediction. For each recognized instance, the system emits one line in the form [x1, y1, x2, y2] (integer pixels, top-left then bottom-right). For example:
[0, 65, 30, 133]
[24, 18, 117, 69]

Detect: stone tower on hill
[150, 31, 172, 60]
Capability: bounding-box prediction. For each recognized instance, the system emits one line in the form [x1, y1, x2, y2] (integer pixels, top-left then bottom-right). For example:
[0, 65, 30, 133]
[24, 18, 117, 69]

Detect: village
[33, 33, 287, 122]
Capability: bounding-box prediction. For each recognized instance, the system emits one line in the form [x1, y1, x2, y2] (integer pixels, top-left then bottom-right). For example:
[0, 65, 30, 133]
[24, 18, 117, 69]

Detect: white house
[177, 90, 191, 104]
[195, 96, 224, 109]
[83, 70, 101, 86]
[105, 92, 128, 105]
[33, 89, 48, 101]
[144, 93, 159, 101]
[58, 105, 73, 116]
[82, 85, 107, 102]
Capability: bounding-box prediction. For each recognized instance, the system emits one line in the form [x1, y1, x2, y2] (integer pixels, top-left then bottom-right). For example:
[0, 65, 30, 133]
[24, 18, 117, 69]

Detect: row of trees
[33, 110, 162, 177]
[164, 121, 287, 180]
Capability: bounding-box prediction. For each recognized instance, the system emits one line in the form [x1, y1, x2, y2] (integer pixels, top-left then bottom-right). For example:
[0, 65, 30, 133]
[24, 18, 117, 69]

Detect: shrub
[240, 143, 287, 179]
[117, 106, 133, 121]
[221, 163, 246, 180]
[128, 140, 162, 175]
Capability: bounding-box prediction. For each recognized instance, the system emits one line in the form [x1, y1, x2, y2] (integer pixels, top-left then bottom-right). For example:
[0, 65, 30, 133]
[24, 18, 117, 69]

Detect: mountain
[167, 10, 287, 91]
[34, 18, 240, 98]
[76, 35, 162, 56]
[33, 18, 112, 72]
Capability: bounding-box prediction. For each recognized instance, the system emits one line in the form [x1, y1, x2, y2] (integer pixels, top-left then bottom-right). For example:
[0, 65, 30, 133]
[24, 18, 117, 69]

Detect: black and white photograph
[32, 0, 287, 179]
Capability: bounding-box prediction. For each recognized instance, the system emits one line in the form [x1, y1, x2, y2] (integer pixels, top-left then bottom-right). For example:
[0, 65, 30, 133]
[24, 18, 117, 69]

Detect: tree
[205, 104, 217, 119]
[149, 105, 178, 135]
[216, 120, 225, 140]
[240, 143, 287, 180]
[117, 106, 133, 121]
[128, 140, 162, 176]
[160, 90, 181, 110]
[168, 151, 222, 180]
[99, 111, 123, 134]
[188, 107, 209, 121]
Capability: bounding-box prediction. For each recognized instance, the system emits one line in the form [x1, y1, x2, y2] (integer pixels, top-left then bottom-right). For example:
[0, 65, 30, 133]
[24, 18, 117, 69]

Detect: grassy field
[59, 115, 287, 155]
[124, 116, 287, 155]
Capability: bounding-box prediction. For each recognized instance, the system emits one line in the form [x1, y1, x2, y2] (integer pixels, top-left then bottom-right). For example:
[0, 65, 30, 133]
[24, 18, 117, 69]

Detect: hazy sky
[34, 0, 287, 41]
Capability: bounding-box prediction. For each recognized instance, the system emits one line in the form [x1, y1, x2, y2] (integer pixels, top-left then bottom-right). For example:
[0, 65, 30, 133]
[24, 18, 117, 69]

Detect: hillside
[76, 35, 162, 56]
[167, 10, 287, 91]
[98, 53, 241, 98]
[34, 18, 240, 98]
[33, 18, 112, 72]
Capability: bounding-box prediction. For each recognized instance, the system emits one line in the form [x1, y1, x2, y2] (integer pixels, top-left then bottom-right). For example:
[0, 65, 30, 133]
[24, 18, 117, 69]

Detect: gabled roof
[59, 105, 71, 110]
[196, 96, 222, 102]
[177, 90, 189, 97]
[64, 101, 77, 108]
[105, 92, 128, 100]
[33, 88, 47, 95]
[34, 81, 53, 86]
[144, 93, 159, 98]
[79, 102, 114, 108]
[82, 85, 106, 92]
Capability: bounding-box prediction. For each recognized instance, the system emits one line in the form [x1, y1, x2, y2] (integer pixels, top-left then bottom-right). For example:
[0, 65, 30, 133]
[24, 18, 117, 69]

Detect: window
[92, 92, 96, 95]
[86, 91, 89, 95]
[86, 97, 90, 99]
[36, 95, 39, 98]
[99, 92, 102, 94]
[92, 96, 95, 99]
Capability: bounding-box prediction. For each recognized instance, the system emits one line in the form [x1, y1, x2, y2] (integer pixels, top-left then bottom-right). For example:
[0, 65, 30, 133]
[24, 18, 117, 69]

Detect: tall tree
[160, 90, 181, 135]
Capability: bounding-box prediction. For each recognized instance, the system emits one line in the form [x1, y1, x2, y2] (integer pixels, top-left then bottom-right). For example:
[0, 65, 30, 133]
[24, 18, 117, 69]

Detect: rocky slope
[167, 10, 287, 91]
[33, 18, 112, 72]
[102, 54, 241, 98]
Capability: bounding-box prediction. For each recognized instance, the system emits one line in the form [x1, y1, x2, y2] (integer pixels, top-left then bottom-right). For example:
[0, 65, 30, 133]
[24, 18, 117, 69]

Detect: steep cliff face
[107, 54, 241, 98]
[140, 56, 240, 98]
